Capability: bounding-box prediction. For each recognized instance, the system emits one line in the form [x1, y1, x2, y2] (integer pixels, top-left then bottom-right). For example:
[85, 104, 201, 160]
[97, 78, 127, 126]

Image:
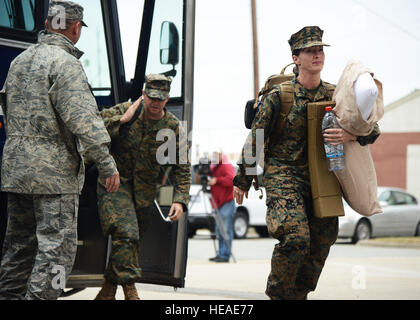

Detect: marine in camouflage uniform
[0, 1, 118, 300]
[233, 26, 380, 300]
[95, 74, 190, 300]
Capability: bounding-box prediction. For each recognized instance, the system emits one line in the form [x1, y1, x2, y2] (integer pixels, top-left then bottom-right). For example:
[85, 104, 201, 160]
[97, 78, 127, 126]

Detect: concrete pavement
[60, 259, 270, 300]
[60, 231, 420, 300]
[357, 238, 420, 249]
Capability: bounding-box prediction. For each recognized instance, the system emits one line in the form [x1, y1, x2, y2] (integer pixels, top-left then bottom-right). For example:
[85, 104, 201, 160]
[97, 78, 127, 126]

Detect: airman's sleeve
[357, 123, 381, 146]
[100, 102, 132, 138]
[49, 58, 117, 179]
[233, 89, 279, 192]
[1, 83, 7, 120]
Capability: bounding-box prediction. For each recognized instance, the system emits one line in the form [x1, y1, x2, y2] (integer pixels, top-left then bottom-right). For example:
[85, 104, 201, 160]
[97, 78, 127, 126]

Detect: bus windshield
[117, 0, 184, 100]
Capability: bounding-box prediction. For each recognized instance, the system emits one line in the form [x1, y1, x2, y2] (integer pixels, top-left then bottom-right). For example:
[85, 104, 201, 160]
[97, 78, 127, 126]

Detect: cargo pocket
[265, 198, 287, 240]
[59, 194, 79, 231]
[265, 195, 310, 243]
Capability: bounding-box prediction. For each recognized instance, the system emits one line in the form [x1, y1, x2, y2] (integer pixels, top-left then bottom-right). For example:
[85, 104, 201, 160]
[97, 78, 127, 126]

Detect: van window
[0, 0, 35, 31]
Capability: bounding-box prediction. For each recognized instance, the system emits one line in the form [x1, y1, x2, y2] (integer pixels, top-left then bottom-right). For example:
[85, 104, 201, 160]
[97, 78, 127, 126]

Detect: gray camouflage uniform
[0, 22, 117, 299]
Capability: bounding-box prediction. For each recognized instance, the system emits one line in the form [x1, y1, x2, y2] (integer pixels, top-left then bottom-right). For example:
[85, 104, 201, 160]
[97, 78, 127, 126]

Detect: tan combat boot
[94, 280, 117, 300]
[122, 283, 140, 300]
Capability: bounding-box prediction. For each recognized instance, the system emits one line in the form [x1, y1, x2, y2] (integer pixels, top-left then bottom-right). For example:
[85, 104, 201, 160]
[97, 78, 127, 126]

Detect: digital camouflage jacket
[0, 30, 117, 195]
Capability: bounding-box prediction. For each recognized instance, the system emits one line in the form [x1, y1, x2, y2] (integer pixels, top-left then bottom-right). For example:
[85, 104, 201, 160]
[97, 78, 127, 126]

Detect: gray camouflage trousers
[0, 193, 78, 300]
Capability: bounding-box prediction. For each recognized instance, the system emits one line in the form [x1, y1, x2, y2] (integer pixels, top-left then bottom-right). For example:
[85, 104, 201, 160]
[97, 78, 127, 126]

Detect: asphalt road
[61, 230, 420, 300]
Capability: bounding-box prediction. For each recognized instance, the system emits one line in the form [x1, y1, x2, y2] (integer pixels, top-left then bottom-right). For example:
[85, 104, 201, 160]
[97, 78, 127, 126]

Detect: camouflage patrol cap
[48, 0, 88, 27]
[144, 74, 172, 100]
[288, 26, 329, 52]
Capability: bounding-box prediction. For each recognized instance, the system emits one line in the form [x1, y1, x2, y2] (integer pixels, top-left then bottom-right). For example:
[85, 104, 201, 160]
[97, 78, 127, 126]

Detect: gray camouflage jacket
[0, 30, 117, 195]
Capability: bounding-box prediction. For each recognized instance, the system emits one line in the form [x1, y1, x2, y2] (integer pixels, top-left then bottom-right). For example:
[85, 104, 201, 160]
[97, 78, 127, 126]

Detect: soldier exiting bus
[0, 1, 119, 300]
[95, 74, 191, 300]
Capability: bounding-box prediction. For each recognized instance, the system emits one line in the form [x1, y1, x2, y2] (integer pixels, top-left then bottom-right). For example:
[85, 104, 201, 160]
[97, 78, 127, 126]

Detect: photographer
[207, 152, 236, 263]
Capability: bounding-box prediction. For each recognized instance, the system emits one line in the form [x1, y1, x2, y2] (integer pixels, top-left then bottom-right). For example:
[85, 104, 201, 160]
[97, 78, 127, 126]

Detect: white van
[188, 174, 268, 239]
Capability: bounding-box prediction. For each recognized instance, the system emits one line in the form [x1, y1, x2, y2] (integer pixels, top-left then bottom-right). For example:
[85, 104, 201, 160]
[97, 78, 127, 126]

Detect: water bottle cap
[325, 106, 333, 112]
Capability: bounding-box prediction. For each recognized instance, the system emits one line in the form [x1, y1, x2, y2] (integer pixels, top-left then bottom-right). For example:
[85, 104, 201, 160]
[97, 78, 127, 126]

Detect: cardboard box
[307, 101, 345, 218]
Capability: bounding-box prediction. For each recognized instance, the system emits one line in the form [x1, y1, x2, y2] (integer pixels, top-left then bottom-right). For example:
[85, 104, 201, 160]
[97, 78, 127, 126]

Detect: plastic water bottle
[322, 106, 345, 171]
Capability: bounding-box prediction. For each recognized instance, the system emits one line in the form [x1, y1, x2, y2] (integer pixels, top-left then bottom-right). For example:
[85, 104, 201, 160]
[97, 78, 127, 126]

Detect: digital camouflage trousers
[265, 188, 338, 300]
[97, 182, 152, 285]
[0, 193, 78, 300]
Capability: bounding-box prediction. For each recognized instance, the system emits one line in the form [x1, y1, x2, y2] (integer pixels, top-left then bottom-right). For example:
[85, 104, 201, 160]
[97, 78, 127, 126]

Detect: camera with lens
[193, 157, 212, 191]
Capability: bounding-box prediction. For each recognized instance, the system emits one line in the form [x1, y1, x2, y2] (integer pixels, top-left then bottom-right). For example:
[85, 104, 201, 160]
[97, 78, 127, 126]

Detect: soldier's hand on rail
[323, 128, 356, 146]
[105, 171, 120, 193]
[234, 186, 248, 205]
[168, 202, 184, 221]
[120, 96, 143, 124]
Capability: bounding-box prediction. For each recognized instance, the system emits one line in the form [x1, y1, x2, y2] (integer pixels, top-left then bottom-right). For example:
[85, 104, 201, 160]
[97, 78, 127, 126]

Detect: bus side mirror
[160, 21, 179, 66]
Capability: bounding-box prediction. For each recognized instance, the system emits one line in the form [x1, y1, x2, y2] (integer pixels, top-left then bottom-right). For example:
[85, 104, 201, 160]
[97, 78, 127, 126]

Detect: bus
[0, 0, 195, 296]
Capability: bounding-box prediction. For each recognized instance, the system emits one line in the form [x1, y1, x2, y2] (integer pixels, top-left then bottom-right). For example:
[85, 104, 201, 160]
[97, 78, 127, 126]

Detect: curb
[357, 239, 420, 249]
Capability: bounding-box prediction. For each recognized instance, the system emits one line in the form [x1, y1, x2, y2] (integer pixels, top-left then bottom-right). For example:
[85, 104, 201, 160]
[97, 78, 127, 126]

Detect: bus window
[117, 0, 144, 83]
[0, 0, 35, 31]
[145, 0, 183, 99]
[74, 0, 112, 98]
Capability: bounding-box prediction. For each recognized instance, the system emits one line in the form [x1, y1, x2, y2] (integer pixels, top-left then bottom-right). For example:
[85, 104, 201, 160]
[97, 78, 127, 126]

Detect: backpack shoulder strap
[278, 81, 294, 116]
[267, 80, 294, 138]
